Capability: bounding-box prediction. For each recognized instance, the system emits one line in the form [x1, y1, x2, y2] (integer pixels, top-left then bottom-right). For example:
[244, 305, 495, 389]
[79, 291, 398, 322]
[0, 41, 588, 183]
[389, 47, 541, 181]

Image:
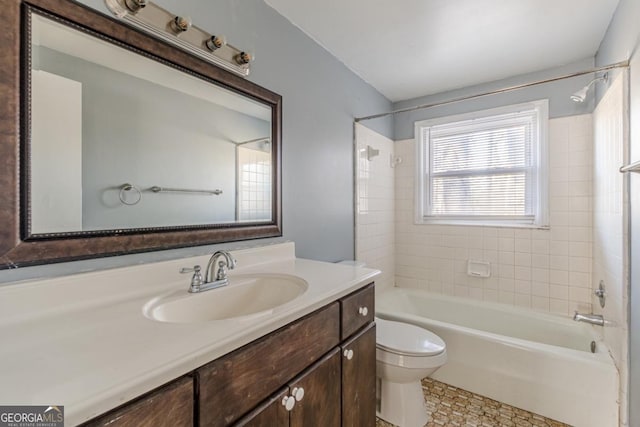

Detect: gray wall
[595, 0, 640, 424]
[0, 0, 392, 283]
[36, 46, 269, 228]
[392, 57, 596, 141]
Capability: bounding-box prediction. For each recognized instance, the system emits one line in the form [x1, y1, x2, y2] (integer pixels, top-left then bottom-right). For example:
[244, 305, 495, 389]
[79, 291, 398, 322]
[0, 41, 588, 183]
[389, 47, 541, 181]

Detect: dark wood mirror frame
[0, 0, 282, 269]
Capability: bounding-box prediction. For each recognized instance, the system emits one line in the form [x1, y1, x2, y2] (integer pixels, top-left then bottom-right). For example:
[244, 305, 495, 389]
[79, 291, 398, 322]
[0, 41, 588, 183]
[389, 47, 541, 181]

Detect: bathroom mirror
[0, 0, 282, 267]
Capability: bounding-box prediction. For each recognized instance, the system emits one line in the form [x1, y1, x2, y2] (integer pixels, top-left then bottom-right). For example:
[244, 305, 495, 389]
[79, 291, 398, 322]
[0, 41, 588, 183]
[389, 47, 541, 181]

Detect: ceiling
[265, 0, 620, 102]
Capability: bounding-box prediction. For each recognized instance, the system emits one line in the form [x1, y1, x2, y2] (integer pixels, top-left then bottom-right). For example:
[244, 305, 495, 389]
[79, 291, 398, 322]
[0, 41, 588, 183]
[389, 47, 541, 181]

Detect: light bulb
[124, 0, 147, 13]
[235, 51, 254, 65]
[205, 35, 227, 52]
[172, 16, 192, 33]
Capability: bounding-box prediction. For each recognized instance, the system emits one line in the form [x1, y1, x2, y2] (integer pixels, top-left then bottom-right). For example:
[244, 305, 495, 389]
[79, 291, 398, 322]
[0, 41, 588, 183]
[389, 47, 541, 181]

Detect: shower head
[570, 72, 608, 103]
[570, 87, 589, 103]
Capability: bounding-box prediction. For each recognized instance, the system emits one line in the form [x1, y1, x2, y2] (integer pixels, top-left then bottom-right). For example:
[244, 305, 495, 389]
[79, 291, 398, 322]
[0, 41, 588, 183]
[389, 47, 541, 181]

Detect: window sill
[415, 218, 550, 230]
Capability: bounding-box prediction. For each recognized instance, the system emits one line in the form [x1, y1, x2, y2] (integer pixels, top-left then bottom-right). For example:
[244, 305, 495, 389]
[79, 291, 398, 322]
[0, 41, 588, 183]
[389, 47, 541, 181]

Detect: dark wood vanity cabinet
[236, 349, 342, 427]
[231, 285, 375, 427]
[198, 303, 341, 426]
[82, 376, 194, 427]
[82, 284, 375, 427]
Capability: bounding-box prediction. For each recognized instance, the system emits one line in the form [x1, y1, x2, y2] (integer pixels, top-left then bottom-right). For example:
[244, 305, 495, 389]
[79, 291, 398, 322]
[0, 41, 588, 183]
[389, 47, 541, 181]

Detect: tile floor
[375, 378, 571, 427]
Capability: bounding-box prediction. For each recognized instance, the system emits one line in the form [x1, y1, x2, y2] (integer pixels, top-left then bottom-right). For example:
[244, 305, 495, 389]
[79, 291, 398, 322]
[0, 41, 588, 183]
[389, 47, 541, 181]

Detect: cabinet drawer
[82, 376, 193, 427]
[340, 284, 374, 339]
[198, 302, 340, 426]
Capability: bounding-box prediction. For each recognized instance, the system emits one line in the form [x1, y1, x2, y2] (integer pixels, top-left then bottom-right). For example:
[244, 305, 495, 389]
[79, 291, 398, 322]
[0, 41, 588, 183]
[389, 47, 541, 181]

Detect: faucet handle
[214, 253, 237, 280]
[180, 265, 203, 293]
[180, 265, 201, 274]
[215, 260, 230, 281]
[227, 255, 237, 269]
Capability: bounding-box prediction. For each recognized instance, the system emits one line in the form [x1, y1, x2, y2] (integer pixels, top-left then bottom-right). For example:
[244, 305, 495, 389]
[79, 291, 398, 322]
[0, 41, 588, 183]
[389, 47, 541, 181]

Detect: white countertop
[0, 242, 379, 425]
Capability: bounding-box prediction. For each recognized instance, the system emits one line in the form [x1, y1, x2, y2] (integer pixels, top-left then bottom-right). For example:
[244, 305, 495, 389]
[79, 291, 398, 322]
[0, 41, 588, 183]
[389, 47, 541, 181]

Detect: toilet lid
[376, 317, 446, 356]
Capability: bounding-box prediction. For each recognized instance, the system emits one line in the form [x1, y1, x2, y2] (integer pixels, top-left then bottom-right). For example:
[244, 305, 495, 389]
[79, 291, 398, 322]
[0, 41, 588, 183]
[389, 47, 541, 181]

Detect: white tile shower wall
[355, 124, 395, 293]
[593, 71, 629, 425]
[395, 114, 593, 315]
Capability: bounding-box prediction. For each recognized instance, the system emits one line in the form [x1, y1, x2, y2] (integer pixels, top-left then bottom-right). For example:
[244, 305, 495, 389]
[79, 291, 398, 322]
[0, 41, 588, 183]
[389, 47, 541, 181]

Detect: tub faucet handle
[573, 311, 605, 326]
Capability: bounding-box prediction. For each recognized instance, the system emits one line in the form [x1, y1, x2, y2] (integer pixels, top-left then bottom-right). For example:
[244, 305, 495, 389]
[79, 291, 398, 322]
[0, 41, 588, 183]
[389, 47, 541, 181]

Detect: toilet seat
[376, 317, 446, 356]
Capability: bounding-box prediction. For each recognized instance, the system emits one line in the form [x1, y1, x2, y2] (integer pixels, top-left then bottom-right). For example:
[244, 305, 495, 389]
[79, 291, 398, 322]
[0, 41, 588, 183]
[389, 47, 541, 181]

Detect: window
[415, 100, 548, 227]
[237, 145, 272, 221]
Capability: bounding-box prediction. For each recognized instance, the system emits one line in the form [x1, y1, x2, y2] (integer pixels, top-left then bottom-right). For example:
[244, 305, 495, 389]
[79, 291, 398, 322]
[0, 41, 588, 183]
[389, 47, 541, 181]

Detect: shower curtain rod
[354, 60, 629, 122]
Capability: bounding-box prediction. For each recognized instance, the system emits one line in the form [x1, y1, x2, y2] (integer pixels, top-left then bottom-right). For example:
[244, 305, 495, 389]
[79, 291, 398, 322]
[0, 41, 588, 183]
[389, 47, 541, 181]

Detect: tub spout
[573, 311, 605, 326]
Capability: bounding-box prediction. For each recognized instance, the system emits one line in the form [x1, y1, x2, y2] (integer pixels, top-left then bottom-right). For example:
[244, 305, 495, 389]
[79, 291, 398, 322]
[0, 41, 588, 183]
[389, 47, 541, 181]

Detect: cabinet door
[82, 376, 193, 427]
[233, 388, 289, 427]
[289, 348, 341, 427]
[342, 323, 376, 427]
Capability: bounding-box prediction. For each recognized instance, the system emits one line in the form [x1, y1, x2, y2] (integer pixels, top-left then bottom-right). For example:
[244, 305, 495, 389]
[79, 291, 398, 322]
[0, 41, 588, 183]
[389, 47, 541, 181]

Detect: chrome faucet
[205, 250, 237, 283]
[573, 311, 605, 326]
[180, 250, 237, 293]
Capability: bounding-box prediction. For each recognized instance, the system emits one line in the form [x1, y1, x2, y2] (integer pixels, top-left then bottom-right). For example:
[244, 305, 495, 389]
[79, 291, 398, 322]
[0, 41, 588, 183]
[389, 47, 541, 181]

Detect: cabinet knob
[292, 387, 305, 402]
[343, 349, 354, 360]
[281, 395, 295, 411]
[358, 306, 368, 316]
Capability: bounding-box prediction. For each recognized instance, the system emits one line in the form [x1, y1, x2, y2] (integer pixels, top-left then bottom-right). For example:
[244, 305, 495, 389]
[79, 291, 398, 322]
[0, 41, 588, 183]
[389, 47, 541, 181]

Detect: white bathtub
[376, 288, 619, 427]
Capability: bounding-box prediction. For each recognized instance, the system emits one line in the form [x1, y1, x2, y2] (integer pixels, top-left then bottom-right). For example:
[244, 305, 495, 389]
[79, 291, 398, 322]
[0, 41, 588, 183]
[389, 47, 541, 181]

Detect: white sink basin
[143, 273, 309, 323]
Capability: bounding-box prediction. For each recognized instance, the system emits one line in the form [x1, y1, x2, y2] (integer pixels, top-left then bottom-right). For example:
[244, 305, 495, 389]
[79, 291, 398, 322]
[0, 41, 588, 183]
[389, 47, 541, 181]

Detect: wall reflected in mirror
[29, 13, 273, 235]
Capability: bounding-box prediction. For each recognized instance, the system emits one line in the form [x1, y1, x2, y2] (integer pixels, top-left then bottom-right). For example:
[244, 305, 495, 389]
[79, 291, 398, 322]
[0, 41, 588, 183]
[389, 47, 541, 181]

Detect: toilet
[376, 317, 447, 427]
[335, 261, 447, 426]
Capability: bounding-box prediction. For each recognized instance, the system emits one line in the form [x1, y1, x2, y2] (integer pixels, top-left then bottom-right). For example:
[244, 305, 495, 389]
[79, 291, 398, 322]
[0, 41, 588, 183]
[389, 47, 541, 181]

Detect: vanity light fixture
[105, 0, 253, 77]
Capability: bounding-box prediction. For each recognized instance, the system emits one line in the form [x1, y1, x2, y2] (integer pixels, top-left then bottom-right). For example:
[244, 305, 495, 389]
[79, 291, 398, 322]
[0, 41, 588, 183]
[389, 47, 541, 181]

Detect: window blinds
[424, 109, 539, 219]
